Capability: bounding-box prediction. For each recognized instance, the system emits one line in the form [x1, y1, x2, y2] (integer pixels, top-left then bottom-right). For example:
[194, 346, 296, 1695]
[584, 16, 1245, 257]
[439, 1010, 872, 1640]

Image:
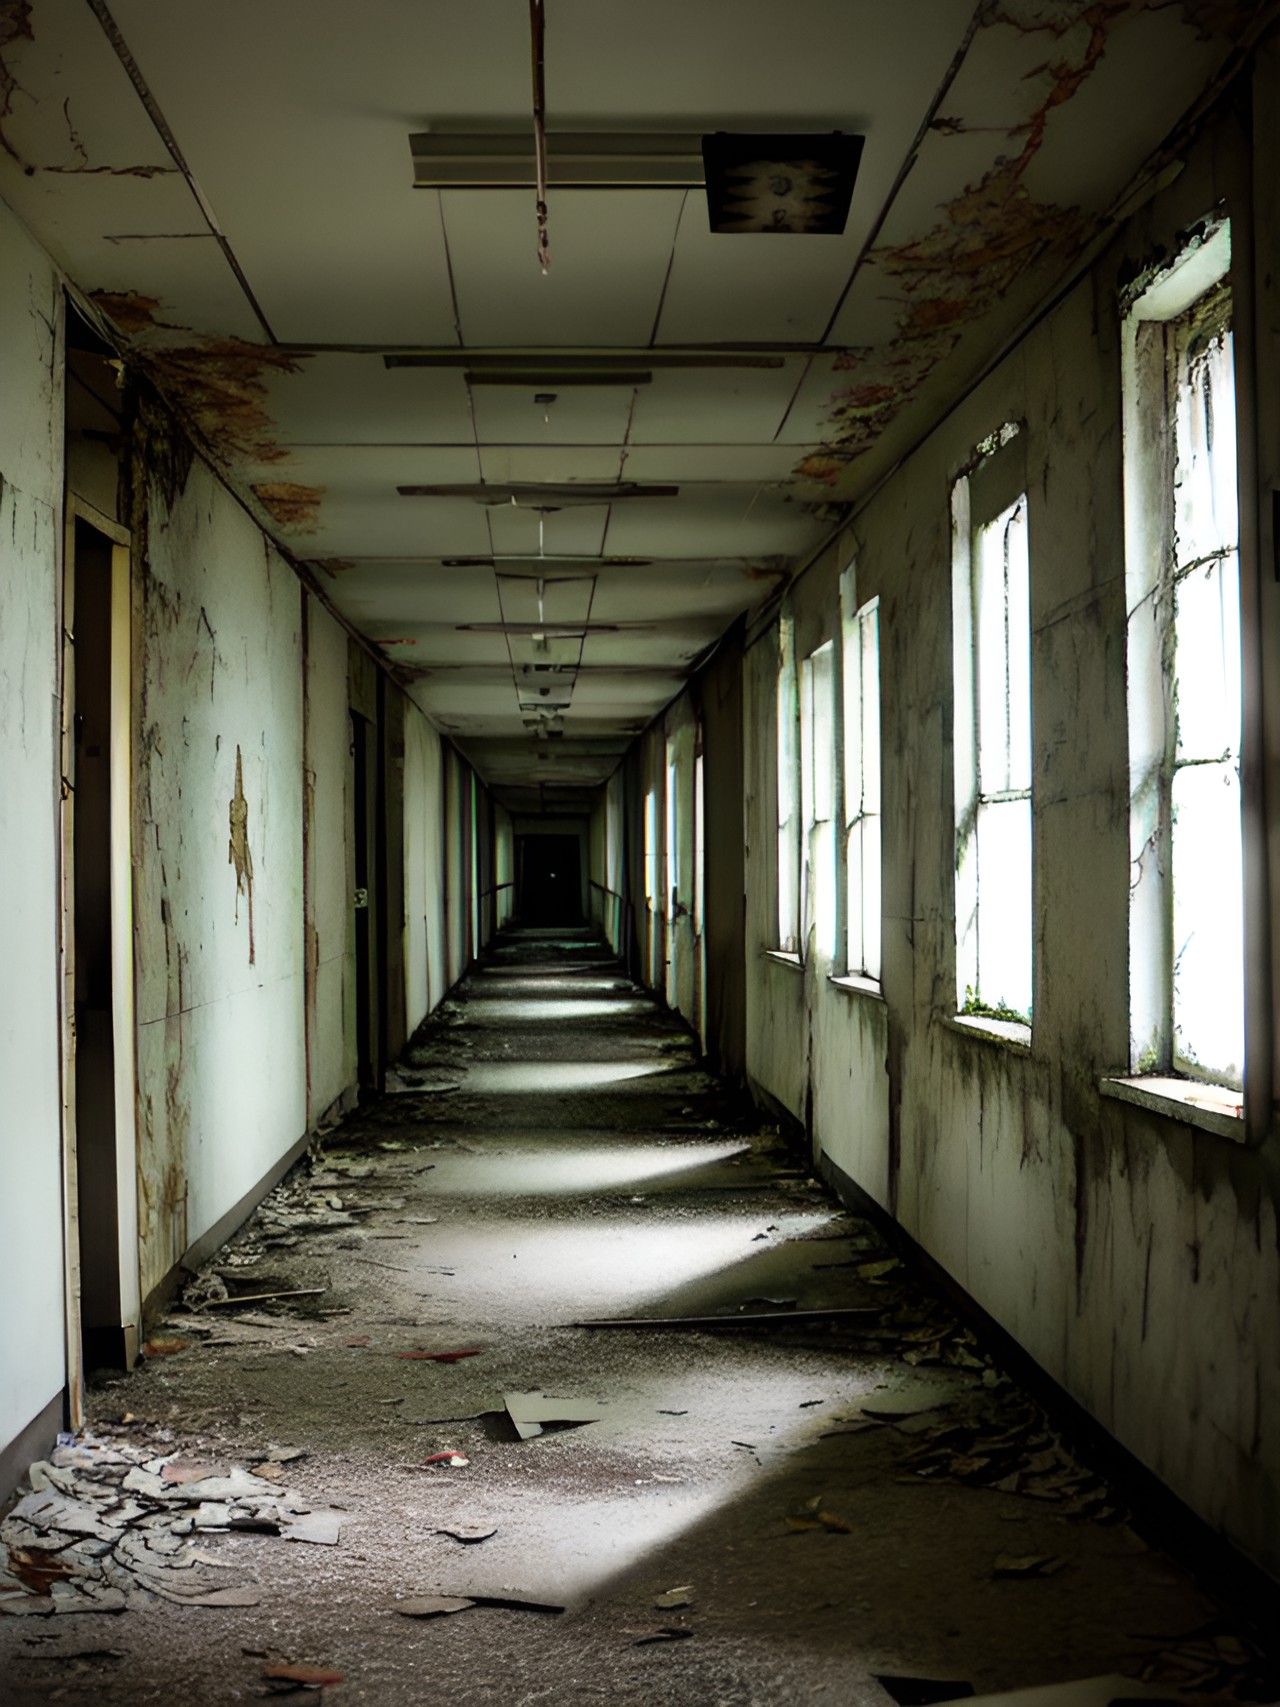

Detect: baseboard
[140, 1125, 315, 1327]
[0, 1391, 64, 1504]
[816, 1148, 1280, 1635]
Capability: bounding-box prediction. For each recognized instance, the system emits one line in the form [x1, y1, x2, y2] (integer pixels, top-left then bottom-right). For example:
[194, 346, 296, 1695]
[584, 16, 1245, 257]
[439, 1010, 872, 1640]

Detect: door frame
[59, 495, 140, 1421]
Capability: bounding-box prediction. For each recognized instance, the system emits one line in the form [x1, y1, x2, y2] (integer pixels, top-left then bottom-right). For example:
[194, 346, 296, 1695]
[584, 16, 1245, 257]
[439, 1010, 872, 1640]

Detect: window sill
[1099, 1075, 1245, 1143]
[828, 972, 885, 1003]
[764, 949, 804, 971]
[944, 1013, 1032, 1054]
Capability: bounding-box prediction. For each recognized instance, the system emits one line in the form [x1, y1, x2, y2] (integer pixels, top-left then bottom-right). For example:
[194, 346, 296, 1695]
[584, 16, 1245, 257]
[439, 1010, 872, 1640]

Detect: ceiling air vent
[701, 133, 864, 234]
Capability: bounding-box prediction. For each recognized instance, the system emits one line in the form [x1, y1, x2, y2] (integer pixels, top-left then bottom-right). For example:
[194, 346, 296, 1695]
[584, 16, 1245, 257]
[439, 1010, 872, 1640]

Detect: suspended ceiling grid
[0, 0, 1262, 809]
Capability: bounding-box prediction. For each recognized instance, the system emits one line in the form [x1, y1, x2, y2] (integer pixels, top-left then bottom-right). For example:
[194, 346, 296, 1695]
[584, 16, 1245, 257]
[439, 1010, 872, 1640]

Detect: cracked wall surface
[130, 450, 307, 1300]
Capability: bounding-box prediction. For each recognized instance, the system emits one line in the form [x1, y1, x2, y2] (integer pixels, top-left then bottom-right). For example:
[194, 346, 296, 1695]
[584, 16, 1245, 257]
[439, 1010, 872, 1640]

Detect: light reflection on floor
[407, 1140, 750, 1197]
[462, 1059, 671, 1092]
[467, 997, 652, 1023]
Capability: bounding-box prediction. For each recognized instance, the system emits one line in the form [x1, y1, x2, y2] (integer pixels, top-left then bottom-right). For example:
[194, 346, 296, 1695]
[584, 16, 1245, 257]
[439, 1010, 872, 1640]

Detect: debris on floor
[0, 1426, 345, 1618]
[4, 929, 1273, 1704]
[503, 1392, 603, 1440]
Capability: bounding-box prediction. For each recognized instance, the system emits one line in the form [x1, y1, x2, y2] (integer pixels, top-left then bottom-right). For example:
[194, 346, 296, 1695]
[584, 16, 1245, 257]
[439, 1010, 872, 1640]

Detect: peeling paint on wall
[91, 290, 165, 338]
[795, 0, 1159, 487]
[228, 744, 255, 965]
[90, 291, 308, 469]
[251, 481, 326, 531]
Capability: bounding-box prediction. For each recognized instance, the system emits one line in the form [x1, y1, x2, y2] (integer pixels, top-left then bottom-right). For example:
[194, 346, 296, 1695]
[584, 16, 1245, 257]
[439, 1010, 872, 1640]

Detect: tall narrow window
[693, 747, 705, 940]
[665, 742, 679, 922]
[1123, 222, 1243, 1090]
[643, 788, 659, 911]
[776, 615, 800, 953]
[953, 439, 1033, 1025]
[841, 567, 881, 981]
[801, 641, 836, 957]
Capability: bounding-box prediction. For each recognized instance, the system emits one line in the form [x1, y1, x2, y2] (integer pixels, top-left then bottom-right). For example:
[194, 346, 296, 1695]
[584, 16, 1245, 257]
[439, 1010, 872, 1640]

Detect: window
[841, 566, 881, 981]
[953, 437, 1033, 1025]
[1123, 221, 1243, 1090]
[776, 614, 800, 953]
[643, 787, 659, 910]
[665, 740, 679, 922]
[801, 641, 836, 957]
[693, 746, 705, 940]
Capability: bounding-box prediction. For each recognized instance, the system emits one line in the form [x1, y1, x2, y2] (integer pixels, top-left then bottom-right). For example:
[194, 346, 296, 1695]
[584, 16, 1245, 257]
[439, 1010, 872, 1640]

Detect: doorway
[351, 709, 379, 1089]
[518, 834, 583, 924]
[62, 506, 140, 1386]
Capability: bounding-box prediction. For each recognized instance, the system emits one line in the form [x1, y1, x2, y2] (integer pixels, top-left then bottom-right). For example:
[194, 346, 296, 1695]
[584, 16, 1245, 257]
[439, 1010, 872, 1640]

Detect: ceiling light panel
[438, 189, 682, 346]
[471, 389, 635, 450]
[261, 355, 476, 448]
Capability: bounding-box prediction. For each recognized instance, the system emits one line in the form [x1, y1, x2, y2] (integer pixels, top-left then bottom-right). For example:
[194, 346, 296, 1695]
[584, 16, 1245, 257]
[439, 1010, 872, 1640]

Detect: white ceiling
[0, 0, 1258, 807]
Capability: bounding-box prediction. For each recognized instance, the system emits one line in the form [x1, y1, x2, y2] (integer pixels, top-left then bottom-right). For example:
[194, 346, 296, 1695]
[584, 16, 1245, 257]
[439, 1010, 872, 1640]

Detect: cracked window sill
[1099, 1074, 1246, 1143]
[943, 1013, 1032, 1054]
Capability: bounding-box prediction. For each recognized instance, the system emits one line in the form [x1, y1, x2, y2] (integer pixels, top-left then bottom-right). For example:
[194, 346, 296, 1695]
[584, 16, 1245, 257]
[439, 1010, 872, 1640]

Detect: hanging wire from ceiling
[529, 0, 551, 273]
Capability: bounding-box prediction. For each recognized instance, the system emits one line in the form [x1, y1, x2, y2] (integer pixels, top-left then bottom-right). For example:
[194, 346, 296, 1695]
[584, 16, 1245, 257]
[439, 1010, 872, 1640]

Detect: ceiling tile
[441, 189, 683, 346]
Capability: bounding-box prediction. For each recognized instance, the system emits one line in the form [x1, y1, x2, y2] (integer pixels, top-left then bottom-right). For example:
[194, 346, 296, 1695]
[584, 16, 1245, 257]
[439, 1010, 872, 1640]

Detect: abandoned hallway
[0, 927, 1272, 1704]
[3, 1, 1280, 1702]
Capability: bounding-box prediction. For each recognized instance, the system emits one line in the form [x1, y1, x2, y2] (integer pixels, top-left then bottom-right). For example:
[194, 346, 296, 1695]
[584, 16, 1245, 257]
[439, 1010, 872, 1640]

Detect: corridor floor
[1, 928, 1274, 1705]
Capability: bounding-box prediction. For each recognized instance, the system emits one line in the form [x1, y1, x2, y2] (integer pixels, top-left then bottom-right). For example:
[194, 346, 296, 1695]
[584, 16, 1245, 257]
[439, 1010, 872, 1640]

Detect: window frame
[800, 638, 836, 962]
[1120, 218, 1247, 1105]
[838, 563, 882, 986]
[951, 428, 1034, 1035]
[775, 613, 801, 955]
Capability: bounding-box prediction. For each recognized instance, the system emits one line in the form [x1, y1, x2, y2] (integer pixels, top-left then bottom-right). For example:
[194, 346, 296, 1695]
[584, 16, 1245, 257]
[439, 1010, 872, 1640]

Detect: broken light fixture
[701, 132, 864, 234]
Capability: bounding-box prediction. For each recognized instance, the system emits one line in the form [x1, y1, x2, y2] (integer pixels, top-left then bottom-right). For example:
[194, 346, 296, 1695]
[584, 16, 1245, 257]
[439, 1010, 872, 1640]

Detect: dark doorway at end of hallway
[517, 834, 582, 925]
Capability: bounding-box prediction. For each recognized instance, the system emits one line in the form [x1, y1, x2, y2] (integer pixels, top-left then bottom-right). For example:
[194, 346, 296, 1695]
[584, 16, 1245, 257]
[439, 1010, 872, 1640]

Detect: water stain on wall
[251, 481, 326, 531]
[228, 744, 255, 965]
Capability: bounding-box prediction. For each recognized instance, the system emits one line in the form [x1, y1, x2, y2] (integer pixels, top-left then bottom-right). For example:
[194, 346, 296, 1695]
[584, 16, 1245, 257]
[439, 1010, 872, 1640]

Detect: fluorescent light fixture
[382, 350, 786, 371]
[459, 622, 622, 635]
[410, 131, 704, 189]
[397, 483, 678, 504]
[464, 370, 652, 387]
[702, 132, 864, 234]
[441, 556, 653, 567]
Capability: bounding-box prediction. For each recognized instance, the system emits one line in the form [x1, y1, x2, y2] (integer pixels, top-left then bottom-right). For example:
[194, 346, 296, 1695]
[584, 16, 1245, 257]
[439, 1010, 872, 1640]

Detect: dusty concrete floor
[2, 927, 1276, 1705]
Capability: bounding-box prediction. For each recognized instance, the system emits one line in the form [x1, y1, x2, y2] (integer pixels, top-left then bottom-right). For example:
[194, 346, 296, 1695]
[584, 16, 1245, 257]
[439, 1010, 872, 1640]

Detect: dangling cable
[530, 0, 550, 273]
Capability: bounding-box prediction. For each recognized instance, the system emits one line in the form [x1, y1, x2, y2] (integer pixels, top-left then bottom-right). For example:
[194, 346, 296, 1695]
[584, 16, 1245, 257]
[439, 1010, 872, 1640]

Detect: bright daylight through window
[841, 564, 881, 982]
[776, 614, 800, 954]
[1123, 220, 1244, 1092]
[801, 640, 835, 958]
[953, 441, 1033, 1028]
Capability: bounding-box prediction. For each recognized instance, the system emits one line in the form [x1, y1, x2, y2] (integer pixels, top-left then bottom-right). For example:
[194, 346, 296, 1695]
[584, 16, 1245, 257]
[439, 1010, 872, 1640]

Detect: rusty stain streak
[228, 744, 255, 966]
[313, 557, 357, 577]
[251, 481, 325, 530]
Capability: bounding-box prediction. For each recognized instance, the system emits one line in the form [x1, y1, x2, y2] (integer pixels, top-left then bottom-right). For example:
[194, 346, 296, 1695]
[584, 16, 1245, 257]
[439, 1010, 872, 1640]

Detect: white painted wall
[0, 199, 67, 1452]
[132, 458, 308, 1300]
[738, 116, 1280, 1576]
[304, 592, 355, 1124]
